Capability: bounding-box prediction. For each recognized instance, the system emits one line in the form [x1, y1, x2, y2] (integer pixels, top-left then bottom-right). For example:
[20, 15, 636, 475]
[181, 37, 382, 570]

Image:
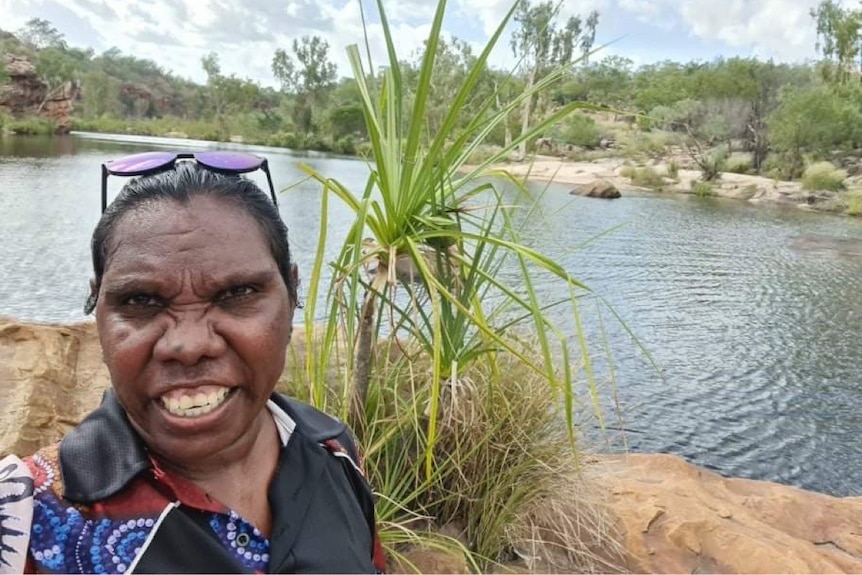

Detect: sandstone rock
[574, 179, 621, 199]
[597, 453, 862, 573]
[0, 55, 79, 133]
[0, 318, 315, 458]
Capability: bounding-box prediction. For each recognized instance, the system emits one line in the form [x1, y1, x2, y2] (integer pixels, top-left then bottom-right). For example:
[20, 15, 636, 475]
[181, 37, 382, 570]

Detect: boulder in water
[574, 179, 621, 199]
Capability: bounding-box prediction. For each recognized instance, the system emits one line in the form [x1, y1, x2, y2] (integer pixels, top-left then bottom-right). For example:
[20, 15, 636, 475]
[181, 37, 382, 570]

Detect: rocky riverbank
[0, 55, 79, 133]
[2, 318, 861, 573]
[492, 157, 860, 216]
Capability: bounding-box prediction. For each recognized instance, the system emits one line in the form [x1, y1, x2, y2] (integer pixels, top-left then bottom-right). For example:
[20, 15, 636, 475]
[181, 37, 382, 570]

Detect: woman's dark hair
[85, 162, 297, 314]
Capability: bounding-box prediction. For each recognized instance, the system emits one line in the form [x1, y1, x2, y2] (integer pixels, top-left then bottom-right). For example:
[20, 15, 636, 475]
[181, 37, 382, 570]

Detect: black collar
[59, 390, 348, 504]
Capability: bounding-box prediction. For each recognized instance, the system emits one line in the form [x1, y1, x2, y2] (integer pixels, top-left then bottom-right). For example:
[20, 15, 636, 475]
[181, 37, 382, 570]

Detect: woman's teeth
[161, 388, 231, 417]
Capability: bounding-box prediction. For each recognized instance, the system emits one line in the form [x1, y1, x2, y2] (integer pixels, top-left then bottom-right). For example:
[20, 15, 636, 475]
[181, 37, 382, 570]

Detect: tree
[811, 0, 862, 84]
[271, 49, 299, 94]
[406, 36, 494, 137]
[559, 55, 633, 110]
[768, 85, 862, 177]
[35, 47, 79, 112]
[81, 69, 121, 117]
[510, 0, 599, 159]
[272, 36, 337, 133]
[18, 18, 67, 50]
[201, 52, 262, 136]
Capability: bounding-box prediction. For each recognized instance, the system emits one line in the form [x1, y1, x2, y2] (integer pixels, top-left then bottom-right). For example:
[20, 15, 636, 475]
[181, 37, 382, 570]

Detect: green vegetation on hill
[0, 7, 598, 155]
[2, 1, 862, 197]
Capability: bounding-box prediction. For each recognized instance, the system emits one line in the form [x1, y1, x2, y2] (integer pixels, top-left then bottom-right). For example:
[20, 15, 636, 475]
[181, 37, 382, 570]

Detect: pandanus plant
[285, 1, 648, 566]
[296, 0, 608, 465]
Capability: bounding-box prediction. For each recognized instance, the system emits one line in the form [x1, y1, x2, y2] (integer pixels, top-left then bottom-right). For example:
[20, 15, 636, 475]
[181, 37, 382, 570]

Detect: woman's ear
[85, 278, 99, 314]
[290, 264, 300, 303]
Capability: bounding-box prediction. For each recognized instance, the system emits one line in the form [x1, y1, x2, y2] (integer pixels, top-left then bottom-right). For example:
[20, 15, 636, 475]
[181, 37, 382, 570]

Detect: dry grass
[802, 161, 847, 192]
[504, 465, 628, 573]
[620, 166, 664, 189]
[847, 190, 862, 216]
[354, 345, 625, 572]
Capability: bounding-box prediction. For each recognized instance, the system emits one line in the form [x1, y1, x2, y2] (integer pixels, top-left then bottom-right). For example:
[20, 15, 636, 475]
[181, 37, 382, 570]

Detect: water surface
[2, 133, 861, 496]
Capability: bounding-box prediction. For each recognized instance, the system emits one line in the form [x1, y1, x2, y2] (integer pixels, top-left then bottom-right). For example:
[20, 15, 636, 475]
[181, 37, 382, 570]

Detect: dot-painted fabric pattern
[209, 510, 270, 572]
[27, 451, 156, 574]
[24, 447, 276, 574]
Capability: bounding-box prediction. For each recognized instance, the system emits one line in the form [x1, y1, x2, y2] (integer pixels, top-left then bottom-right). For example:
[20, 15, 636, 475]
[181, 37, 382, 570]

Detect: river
[2, 133, 862, 496]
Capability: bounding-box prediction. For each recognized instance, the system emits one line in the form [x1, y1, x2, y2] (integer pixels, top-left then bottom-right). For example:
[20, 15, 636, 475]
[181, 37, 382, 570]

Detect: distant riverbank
[481, 156, 862, 217]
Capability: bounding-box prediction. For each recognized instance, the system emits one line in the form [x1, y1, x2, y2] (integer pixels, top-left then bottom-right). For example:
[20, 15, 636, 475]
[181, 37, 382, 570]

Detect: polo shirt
[0, 391, 385, 574]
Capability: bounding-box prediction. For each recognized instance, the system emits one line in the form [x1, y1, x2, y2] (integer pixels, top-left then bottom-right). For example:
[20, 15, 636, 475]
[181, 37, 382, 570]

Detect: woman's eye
[218, 285, 257, 301]
[124, 294, 162, 307]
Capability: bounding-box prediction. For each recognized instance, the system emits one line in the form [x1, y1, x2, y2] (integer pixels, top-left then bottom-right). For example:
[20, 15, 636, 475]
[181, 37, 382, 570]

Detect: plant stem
[351, 288, 377, 423]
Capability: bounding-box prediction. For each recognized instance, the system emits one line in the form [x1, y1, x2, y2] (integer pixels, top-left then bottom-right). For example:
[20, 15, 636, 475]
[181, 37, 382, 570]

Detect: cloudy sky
[0, 0, 845, 86]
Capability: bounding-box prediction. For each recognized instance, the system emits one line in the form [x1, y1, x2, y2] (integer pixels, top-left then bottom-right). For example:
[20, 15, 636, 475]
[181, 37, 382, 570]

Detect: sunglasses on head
[100, 151, 278, 213]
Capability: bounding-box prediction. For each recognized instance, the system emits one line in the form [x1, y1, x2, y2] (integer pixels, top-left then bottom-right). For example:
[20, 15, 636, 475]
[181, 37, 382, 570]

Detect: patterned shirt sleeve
[0, 455, 35, 575]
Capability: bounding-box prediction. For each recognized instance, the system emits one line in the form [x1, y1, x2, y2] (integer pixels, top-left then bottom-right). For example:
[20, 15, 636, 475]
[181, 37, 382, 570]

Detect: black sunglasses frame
[100, 152, 278, 213]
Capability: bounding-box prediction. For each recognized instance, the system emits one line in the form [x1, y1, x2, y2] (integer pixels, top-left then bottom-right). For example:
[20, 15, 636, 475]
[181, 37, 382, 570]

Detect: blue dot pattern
[209, 510, 270, 571]
[30, 492, 155, 574]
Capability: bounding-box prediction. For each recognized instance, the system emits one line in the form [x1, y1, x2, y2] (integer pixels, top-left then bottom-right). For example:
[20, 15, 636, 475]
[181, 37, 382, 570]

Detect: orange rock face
[0, 55, 79, 133]
[599, 453, 862, 573]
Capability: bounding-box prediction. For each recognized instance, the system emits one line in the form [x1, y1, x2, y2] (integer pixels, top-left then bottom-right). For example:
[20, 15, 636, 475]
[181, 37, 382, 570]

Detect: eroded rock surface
[0, 55, 79, 132]
[598, 453, 862, 573]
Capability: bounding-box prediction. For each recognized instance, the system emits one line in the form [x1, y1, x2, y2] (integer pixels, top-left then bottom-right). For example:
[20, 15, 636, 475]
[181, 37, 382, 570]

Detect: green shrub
[332, 135, 357, 155]
[762, 153, 802, 181]
[267, 131, 303, 149]
[768, 86, 862, 161]
[698, 150, 726, 181]
[802, 161, 847, 191]
[556, 114, 601, 148]
[7, 117, 56, 135]
[846, 191, 862, 215]
[691, 180, 715, 197]
[620, 165, 664, 189]
[464, 144, 504, 165]
[0, 110, 12, 131]
[623, 131, 675, 158]
[666, 160, 680, 179]
[726, 153, 753, 174]
[636, 114, 653, 132]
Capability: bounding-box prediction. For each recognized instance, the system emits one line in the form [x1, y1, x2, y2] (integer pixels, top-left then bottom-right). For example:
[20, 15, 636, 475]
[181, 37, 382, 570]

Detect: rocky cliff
[0, 55, 79, 133]
[2, 317, 861, 573]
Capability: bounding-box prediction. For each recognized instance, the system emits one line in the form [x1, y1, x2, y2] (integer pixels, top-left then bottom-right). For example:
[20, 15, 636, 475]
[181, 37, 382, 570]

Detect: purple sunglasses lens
[196, 151, 263, 172]
[106, 151, 177, 175]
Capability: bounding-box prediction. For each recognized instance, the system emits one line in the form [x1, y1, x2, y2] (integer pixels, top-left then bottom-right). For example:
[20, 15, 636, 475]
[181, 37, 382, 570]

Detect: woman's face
[94, 196, 295, 467]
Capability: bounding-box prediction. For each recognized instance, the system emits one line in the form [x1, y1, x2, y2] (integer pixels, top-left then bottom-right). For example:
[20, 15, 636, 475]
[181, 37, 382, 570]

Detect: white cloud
[618, 0, 672, 22]
[673, 0, 854, 61]
[0, 0, 845, 85]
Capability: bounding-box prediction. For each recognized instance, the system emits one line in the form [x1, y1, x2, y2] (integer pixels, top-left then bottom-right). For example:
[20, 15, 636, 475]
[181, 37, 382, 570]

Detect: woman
[0, 153, 385, 574]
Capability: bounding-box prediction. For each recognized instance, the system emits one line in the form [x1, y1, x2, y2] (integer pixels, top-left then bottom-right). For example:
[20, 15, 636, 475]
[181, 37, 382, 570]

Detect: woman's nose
[153, 312, 227, 365]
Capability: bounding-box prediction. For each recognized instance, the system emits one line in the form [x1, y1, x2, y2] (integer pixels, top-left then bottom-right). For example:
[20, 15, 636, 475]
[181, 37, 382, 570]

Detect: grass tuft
[802, 161, 847, 192]
[620, 165, 664, 189]
[725, 153, 753, 175]
[691, 180, 715, 197]
[847, 190, 862, 216]
[7, 117, 57, 135]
